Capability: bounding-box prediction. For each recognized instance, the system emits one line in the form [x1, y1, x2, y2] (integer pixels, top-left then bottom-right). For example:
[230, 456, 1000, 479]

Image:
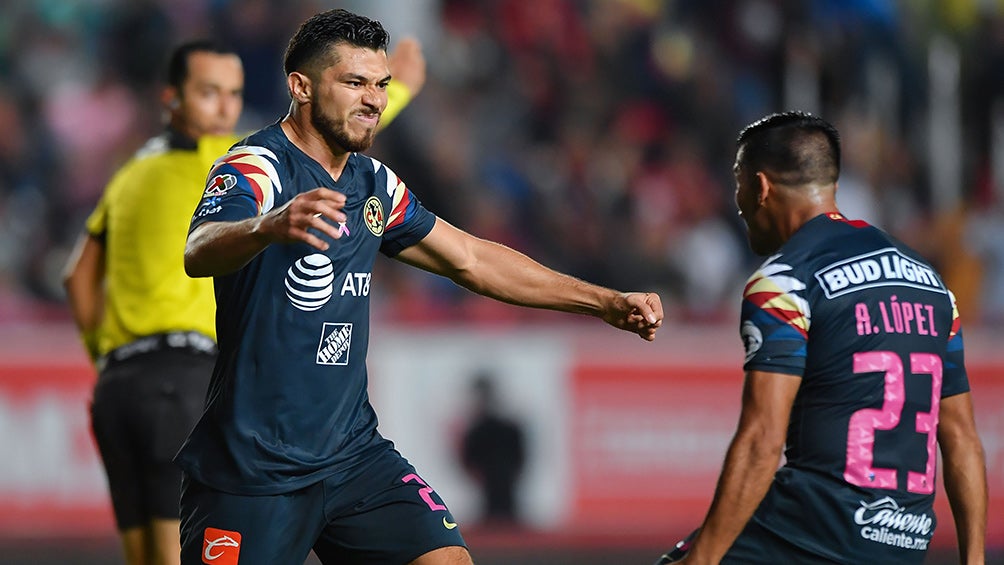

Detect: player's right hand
[262, 187, 347, 251]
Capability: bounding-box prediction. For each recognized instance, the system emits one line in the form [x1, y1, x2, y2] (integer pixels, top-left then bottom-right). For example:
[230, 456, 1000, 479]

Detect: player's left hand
[603, 292, 663, 341]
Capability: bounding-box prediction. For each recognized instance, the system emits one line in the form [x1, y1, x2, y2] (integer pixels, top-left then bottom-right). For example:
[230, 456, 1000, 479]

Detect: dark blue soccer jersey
[738, 213, 969, 563]
[175, 122, 436, 495]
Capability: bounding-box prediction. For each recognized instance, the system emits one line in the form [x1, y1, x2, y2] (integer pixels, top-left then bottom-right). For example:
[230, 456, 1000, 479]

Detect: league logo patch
[364, 196, 384, 236]
[202, 527, 241, 565]
[286, 254, 334, 311]
[317, 322, 352, 365]
[740, 320, 763, 362]
[204, 173, 237, 196]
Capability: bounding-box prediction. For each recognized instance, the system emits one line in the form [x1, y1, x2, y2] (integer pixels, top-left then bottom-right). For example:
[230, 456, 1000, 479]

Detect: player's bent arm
[186, 188, 348, 277]
[682, 370, 800, 565]
[185, 219, 273, 277]
[62, 232, 106, 360]
[394, 218, 663, 339]
[938, 392, 987, 565]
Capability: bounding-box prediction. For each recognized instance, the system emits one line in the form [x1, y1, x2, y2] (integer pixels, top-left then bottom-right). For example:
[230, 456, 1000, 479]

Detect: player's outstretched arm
[185, 187, 348, 278]
[938, 392, 987, 564]
[394, 218, 663, 340]
[677, 370, 799, 564]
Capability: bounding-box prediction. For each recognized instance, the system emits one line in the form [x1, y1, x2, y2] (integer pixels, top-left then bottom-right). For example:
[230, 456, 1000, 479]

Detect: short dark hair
[166, 40, 238, 91]
[283, 9, 390, 78]
[736, 111, 841, 186]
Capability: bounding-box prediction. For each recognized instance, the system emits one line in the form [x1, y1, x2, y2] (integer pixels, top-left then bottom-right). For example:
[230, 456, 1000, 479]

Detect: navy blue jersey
[176, 122, 436, 495]
[738, 213, 968, 563]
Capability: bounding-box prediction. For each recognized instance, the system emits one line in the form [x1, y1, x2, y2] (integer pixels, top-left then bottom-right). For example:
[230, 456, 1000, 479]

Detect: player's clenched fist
[603, 291, 664, 341]
[261, 187, 348, 250]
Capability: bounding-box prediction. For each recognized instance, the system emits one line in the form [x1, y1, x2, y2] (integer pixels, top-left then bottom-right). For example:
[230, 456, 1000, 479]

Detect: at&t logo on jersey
[317, 322, 352, 365]
[815, 248, 946, 299]
[202, 527, 241, 565]
[852, 496, 932, 552]
[286, 254, 334, 311]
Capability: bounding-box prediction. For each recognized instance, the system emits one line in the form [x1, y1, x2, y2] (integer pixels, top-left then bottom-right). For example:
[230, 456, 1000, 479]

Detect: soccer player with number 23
[656, 112, 987, 565]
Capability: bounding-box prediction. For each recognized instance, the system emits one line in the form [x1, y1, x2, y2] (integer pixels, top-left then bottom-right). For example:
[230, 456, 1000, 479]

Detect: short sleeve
[741, 255, 811, 376]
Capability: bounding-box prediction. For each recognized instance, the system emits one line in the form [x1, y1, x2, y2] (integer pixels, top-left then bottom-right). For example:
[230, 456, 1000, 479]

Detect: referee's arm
[63, 232, 106, 361]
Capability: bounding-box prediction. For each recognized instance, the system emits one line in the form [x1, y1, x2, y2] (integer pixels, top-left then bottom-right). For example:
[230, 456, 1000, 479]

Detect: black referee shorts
[91, 346, 214, 530]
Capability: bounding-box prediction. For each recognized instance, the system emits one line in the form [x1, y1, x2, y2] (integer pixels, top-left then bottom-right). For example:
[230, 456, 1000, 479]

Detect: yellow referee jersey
[86, 132, 237, 356]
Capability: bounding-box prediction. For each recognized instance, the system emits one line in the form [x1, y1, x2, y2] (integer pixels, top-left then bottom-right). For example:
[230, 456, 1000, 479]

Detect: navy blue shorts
[90, 347, 213, 529]
[180, 448, 466, 565]
[723, 519, 841, 564]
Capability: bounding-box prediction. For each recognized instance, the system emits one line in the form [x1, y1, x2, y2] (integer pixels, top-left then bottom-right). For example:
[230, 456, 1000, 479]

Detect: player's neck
[280, 115, 351, 181]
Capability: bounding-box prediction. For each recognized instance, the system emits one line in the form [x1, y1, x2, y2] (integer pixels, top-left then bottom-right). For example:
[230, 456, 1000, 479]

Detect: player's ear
[161, 86, 181, 111]
[755, 171, 772, 206]
[287, 72, 312, 104]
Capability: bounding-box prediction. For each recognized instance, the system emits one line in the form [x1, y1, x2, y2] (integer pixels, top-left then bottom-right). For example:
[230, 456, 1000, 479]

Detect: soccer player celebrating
[64, 33, 426, 565]
[658, 112, 986, 564]
[177, 9, 663, 565]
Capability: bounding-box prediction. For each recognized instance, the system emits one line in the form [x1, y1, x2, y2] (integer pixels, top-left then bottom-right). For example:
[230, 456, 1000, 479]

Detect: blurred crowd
[1, 0, 1003, 327]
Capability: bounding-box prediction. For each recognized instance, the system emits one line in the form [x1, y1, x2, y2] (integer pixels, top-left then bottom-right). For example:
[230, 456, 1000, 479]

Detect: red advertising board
[0, 323, 1000, 552]
[0, 362, 114, 537]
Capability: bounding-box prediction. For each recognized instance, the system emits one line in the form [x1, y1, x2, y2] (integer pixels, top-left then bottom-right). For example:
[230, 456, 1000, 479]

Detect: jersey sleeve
[941, 290, 971, 398]
[376, 164, 436, 256]
[380, 80, 412, 127]
[740, 255, 811, 376]
[85, 192, 109, 241]
[190, 145, 283, 232]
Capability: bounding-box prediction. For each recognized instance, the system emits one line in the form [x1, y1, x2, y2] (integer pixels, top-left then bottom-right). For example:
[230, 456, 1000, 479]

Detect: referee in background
[62, 40, 244, 565]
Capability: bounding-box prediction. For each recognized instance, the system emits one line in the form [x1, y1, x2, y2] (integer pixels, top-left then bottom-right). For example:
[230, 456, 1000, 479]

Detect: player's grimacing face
[176, 52, 244, 139]
[310, 44, 389, 153]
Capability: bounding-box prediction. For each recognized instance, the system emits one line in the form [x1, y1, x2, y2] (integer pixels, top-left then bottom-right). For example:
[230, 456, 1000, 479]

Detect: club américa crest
[364, 196, 384, 236]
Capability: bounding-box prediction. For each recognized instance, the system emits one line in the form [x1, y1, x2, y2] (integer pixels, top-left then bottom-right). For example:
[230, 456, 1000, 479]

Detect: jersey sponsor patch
[815, 248, 946, 299]
[316, 322, 352, 365]
[204, 173, 237, 196]
[286, 254, 335, 311]
[202, 527, 241, 565]
[852, 496, 932, 552]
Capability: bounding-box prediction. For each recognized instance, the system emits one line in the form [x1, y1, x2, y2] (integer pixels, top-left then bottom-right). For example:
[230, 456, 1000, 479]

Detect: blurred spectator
[460, 372, 527, 527]
[1, 0, 1003, 327]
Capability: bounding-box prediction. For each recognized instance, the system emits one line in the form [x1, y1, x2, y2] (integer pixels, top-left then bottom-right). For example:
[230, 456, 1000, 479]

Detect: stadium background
[0, 0, 1001, 563]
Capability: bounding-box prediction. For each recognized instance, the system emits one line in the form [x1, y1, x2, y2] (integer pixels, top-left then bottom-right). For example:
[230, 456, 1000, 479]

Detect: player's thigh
[313, 450, 466, 565]
[149, 518, 182, 565]
[179, 474, 324, 565]
[409, 545, 473, 565]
